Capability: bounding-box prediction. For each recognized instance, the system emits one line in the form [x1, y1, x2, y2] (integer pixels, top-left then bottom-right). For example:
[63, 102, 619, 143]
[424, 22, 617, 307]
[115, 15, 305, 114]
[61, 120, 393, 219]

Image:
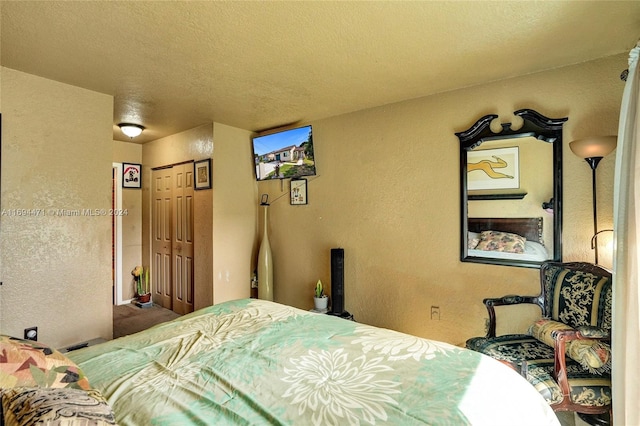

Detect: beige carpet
[113, 303, 182, 338]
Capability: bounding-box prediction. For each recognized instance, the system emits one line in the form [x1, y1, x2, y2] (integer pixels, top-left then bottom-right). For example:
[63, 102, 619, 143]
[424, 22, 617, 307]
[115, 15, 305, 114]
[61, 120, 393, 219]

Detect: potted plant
[313, 279, 328, 311]
[132, 266, 151, 303]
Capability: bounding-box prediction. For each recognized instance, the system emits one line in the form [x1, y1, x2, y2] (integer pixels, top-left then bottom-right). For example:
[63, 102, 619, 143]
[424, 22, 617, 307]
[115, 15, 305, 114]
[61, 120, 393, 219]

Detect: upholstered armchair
[466, 261, 612, 418]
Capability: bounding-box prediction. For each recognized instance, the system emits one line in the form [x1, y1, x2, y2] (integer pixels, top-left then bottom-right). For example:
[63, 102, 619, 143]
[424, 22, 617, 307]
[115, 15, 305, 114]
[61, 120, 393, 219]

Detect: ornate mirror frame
[456, 109, 567, 268]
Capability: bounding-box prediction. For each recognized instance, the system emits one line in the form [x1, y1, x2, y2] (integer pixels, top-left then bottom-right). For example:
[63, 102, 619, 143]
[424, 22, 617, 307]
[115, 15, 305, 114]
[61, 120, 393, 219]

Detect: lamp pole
[585, 157, 603, 264]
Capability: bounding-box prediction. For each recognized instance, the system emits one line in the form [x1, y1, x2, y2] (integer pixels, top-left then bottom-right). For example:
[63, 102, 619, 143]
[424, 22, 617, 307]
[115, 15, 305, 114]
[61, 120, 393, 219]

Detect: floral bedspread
[69, 299, 559, 426]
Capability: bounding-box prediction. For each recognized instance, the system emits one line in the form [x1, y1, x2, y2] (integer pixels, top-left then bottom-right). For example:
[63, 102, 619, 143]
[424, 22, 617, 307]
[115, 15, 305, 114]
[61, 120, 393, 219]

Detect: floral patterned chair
[466, 261, 612, 419]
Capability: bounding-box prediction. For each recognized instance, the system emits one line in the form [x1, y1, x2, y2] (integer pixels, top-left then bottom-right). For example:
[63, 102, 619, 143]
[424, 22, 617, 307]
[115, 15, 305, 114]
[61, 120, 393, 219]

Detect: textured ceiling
[1, 1, 639, 143]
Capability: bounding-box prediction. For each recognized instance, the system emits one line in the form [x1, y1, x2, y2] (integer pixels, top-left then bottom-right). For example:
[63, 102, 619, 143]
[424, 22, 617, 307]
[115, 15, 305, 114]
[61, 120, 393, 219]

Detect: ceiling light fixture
[118, 123, 145, 138]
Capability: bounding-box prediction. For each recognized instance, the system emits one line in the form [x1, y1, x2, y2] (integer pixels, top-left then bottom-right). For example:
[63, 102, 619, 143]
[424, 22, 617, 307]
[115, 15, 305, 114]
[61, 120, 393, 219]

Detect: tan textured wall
[194, 178, 214, 309]
[141, 123, 255, 310]
[0, 68, 113, 348]
[142, 124, 214, 308]
[113, 141, 143, 301]
[0, 53, 623, 348]
[258, 54, 624, 345]
[211, 123, 256, 304]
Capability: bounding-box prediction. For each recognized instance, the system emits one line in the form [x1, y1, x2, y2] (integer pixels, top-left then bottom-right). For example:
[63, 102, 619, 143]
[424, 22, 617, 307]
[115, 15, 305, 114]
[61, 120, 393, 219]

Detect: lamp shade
[118, 123, 144, 138]
[569, 135, 617, 159]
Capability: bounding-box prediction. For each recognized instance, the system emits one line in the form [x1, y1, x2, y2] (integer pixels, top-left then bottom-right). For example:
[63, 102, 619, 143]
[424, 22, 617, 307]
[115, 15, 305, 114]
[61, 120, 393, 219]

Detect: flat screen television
[252, 125, 315, 181]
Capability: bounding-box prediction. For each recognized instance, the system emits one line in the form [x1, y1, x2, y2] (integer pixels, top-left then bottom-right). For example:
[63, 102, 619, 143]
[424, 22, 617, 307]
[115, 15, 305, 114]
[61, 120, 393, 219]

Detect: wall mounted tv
[253, 125, 315, 181]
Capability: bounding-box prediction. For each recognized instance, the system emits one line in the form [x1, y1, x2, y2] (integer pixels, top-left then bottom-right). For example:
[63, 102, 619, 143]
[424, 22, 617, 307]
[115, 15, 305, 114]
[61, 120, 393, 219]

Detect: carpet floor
[113, 303, 182, 338]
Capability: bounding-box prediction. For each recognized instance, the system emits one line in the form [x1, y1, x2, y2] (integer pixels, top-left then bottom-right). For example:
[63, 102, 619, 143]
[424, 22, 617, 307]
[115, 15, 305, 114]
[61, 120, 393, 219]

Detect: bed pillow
[468, 231, 480, 249]
[0, 335, 91, 390]
[528, 319, 611, 374]
[524, 240, 549, 258]
[1, 387, 116, 426]
[474, 230, 526, 253]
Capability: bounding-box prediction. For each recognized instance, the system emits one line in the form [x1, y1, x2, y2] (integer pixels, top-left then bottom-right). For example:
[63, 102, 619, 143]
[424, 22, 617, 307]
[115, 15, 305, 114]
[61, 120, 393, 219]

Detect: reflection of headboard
[468, 217, 543, 244]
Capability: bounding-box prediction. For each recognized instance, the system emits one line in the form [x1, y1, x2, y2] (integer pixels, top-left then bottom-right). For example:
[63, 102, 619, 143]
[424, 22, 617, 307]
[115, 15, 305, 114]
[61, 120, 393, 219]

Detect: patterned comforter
[69, 299, 560, 425]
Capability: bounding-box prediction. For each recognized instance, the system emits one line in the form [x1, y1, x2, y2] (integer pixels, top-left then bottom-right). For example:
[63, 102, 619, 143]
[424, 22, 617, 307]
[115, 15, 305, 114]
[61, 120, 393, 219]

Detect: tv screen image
[252, 125, 315, 181]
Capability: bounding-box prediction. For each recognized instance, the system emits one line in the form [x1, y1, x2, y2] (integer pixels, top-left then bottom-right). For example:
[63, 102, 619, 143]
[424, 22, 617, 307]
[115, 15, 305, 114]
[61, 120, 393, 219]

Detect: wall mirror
[455, 109, 567, 268]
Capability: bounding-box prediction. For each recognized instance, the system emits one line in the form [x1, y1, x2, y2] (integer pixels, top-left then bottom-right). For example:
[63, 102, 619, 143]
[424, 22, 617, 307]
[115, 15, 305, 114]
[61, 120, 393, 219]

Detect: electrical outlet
[484, 318, 490, 333]
[430, 306, 441, 320]
[24, 327, 38, 341]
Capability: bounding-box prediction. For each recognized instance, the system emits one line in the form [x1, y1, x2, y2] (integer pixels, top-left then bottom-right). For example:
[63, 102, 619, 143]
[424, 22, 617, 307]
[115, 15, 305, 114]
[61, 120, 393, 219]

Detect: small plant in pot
[314, 280, 329, 311]
[132, 266, 151, 303]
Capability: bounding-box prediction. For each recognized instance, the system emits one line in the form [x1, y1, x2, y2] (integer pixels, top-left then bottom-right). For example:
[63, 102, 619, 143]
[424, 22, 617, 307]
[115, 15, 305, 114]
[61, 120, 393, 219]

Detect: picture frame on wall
[122, 163, 142, 189]
[290, 178, 308, 205]
[467, 146, 520, 191]
[194, 158, 212, 190]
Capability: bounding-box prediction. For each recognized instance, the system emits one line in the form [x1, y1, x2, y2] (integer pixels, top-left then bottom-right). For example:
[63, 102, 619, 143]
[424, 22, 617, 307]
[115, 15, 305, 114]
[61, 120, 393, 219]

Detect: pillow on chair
[576, 325, 610, 339]
[528, 319, 611, 374]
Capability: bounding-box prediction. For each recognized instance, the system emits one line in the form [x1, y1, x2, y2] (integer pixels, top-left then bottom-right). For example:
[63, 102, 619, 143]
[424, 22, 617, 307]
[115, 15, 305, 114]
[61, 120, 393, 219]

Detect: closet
[151, 163, 194, 315]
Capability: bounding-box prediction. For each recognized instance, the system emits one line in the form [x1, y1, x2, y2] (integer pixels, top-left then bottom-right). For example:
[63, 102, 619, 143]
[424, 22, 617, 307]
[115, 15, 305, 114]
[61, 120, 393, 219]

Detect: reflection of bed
[68, 299, 560, 425]
[467, 217, 549, 261]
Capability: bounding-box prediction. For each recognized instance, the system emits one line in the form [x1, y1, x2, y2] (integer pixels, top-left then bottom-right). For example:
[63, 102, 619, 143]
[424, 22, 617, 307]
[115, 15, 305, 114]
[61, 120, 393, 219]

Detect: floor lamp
[569, 135, 617, 264]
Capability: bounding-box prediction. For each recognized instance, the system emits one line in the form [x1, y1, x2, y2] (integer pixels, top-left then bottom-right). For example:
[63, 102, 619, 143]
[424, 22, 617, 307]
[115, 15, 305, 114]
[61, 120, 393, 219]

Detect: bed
[467, 217, 550, 262]
[42, 299, 559, 425]
[0, 299, 561, 425]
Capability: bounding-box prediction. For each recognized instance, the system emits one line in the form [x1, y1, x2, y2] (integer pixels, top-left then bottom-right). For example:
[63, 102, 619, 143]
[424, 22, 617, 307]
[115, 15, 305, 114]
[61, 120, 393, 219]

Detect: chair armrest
[552, 330, 571, 398]
[551, 329, 611, 398]
[483, 294, 542, 338]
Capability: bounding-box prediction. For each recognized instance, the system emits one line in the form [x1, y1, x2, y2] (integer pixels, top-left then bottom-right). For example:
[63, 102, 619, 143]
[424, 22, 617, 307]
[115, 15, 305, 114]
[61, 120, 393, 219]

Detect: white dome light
[118, 123, 145, 138]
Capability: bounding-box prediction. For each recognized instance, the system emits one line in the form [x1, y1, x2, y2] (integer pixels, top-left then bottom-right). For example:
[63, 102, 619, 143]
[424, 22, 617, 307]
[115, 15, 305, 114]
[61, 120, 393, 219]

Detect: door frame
[113, 163, 125, 305]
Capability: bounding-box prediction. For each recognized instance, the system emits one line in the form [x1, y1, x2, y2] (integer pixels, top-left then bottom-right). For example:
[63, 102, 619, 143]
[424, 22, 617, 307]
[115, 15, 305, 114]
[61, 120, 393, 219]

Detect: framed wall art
[122, 163, 142, 189]
[467, 147, 520, 191]
[194, 158, 212, 190]
[290, 178, 308, 205]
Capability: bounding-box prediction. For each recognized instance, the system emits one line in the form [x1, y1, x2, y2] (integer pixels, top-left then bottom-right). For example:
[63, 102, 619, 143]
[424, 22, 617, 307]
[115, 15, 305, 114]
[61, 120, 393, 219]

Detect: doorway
[152, 163, 195, 315]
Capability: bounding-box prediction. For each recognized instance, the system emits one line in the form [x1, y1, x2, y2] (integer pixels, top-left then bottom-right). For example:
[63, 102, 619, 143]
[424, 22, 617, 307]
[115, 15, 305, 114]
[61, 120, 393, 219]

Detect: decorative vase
[314, 296, 328, 311]
[257, 197, 273, 301]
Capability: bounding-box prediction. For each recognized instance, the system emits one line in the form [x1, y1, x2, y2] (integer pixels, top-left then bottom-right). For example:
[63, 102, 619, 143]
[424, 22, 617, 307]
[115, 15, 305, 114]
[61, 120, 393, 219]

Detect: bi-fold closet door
[151, 163, 194, 315]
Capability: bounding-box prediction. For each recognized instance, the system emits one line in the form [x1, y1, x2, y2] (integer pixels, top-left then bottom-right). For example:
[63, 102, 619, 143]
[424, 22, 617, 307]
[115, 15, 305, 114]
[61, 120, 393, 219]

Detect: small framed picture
[122, 163, 142, 189]
[194, 158, 212, 190]
[290, 178, 308, 205]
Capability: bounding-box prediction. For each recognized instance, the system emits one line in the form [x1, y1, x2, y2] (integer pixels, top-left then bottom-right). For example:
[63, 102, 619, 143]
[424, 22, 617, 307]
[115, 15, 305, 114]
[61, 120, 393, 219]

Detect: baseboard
[59, 337, 108, 353]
